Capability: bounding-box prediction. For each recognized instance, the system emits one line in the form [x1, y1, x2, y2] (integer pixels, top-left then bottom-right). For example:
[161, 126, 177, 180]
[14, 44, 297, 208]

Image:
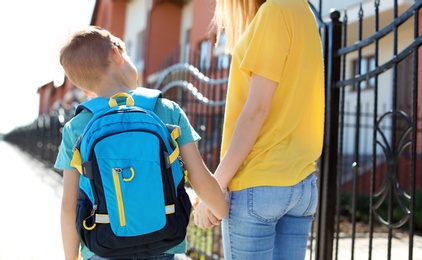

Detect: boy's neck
[93, 76, 137, 98]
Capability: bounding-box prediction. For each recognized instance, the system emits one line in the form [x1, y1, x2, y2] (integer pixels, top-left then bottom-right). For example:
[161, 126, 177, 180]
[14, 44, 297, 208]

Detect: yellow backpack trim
[70, 148, 83, 174]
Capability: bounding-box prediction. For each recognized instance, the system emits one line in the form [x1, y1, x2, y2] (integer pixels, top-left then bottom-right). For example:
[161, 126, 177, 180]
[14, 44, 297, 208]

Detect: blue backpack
[70, 87, 192, 259]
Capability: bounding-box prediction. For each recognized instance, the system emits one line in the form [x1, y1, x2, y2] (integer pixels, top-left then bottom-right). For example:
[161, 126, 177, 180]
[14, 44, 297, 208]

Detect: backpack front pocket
[94, 131, 167, 237]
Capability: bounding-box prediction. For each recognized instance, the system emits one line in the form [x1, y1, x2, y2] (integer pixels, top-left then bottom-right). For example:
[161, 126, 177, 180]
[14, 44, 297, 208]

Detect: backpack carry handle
[109, 93, 135, 108]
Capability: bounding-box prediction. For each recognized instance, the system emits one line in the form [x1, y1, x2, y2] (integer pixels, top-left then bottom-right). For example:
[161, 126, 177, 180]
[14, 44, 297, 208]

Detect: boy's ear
[110, 46, 124, 65]
[83, 90, 96, 97]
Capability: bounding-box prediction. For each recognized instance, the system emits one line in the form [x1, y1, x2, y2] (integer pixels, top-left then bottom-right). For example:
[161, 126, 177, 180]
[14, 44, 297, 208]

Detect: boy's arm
[179, 142, 229, 220]
[61, 169, 81, 260]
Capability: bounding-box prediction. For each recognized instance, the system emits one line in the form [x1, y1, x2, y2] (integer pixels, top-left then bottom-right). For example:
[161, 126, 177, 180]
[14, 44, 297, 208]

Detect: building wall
[144, 2, 182, 82]
[92, 0, 126, 38]
[190, 0, 215, 49]
[122, 0, 221, 85]
[179, 0, 192, 63]
[37, 78, 82, 116]
[124, 0, 151, 84]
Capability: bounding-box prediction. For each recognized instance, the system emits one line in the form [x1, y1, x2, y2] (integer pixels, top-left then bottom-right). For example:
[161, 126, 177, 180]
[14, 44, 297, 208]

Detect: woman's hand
[193, 199, 221, 229]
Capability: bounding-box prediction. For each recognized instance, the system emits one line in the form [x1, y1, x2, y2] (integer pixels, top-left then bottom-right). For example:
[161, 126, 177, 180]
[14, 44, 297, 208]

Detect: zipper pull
[113, 168, 122, 174]
[83, 204, 98, 231]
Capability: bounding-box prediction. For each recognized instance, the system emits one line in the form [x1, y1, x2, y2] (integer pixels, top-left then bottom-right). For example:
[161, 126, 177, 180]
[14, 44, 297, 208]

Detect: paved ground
[1, 140, 421, 260]
[0, 141, 64, 259]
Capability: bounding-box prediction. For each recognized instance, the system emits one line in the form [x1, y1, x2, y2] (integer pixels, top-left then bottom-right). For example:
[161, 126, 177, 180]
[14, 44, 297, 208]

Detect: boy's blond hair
[59, 26, 125, 92]
[213, 0, 265, 54]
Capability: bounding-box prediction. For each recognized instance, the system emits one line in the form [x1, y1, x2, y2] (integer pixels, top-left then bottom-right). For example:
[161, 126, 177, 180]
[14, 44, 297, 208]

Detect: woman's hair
[213, 0, 265, 54]
[59, 26, 125, 91]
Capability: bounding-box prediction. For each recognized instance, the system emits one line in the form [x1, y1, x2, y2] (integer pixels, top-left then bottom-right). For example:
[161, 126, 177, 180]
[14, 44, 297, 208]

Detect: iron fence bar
[334, 9, 348, 260]
[319, 0, 322, 20]
[309, 1, 326, 29]
[350, 5, 365, 260]
[307, 4, 329, 259]
[387, 1, 400, 258]
[369, 1, 381, 259]
[316, 9, 342, 260]
[409, 2, 420, 259]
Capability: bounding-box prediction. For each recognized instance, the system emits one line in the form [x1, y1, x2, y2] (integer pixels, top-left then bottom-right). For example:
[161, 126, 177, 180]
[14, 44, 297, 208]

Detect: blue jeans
[88, 254, 174, 260]
[222, 172, 318, 260]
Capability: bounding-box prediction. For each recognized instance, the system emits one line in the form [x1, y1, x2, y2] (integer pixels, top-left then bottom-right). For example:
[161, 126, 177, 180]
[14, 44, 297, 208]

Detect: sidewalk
[0, 141, 64, 259]
[1, 140, 421, 260]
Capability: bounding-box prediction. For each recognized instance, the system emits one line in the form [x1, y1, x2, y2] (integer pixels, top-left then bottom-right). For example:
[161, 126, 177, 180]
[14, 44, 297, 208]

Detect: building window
[181, 29, 191, 63]
[199, 40, 211, 70]
[217, 55, 230, 69]
[136, 30, 145, 62]
[352, 55, 376, 91]
[132, 30, 145, 84]
[217, 31, 226, 49]
[213, 31, 229, 69]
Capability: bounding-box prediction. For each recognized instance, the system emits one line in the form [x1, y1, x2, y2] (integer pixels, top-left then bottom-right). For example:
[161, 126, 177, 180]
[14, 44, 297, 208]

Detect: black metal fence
[317, 1, 422, 260]
[4, 114, 68, 173]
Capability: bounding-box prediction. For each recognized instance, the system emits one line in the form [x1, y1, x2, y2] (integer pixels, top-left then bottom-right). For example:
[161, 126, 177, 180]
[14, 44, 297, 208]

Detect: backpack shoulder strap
[131, 87, 162, 111]
[75, 97, 109, 116]
[74, 87, 162, 116]
[132, 88, 182, 166]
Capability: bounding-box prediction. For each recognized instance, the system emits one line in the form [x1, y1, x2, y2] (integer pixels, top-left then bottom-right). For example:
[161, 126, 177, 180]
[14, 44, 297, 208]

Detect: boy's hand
[193, 196, 201, 208]
[193, 200, 221, 229]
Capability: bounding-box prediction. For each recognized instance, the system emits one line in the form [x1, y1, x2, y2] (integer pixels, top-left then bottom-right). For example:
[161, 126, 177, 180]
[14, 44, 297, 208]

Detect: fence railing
[4, 115, 67, 173]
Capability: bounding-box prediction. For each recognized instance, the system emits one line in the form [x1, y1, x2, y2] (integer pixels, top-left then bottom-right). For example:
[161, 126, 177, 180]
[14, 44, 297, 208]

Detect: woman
[193, 0, 325, 259]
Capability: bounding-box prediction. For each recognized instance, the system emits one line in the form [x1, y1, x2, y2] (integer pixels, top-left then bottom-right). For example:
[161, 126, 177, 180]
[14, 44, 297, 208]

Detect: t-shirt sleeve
[54, 123, 79, 170]
[240, 4, 290, 83]
[154, 98, 201, 147]
[54, 110, 92, 170]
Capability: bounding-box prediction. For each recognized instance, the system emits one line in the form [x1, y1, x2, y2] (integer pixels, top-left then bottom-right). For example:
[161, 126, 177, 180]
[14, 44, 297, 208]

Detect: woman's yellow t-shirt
[222, 0, 325, 191]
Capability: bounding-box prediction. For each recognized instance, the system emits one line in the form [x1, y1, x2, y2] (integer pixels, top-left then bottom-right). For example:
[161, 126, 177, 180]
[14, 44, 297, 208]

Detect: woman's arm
[61, 169, 81, 260]
[215, 73, 277, 188]
[193, 73, 277, 229]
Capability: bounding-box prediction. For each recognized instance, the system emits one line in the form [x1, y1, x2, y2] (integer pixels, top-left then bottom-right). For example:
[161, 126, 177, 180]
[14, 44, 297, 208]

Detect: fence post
[315, 9, 342, 260]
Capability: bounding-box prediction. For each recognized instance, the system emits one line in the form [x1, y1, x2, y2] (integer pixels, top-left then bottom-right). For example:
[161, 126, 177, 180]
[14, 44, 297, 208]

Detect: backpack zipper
[112, 167, 126, 226]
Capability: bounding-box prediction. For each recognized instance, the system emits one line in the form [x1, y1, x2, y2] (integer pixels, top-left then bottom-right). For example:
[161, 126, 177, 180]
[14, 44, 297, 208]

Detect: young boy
[54, 26, 228, 260]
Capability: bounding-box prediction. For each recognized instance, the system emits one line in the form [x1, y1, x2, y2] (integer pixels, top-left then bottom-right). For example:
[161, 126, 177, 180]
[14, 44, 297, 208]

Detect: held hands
[192, 197, 222, 229]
